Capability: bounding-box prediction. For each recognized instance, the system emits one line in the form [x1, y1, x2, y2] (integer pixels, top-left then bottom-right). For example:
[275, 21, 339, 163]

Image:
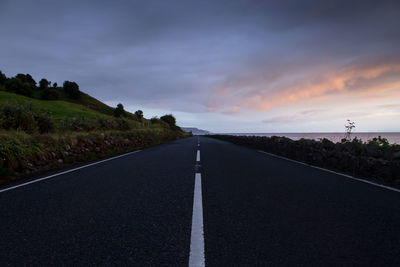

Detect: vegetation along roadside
[207, 134, 400, 189]
[0, 71, 190, 184]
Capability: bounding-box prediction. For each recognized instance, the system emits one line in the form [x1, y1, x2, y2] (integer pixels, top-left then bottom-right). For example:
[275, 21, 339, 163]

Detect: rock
[393, 151, 400, 160]
[70, 137, 78, 147]
[65, 144, 71, 151]
[57, 159, 63, 163]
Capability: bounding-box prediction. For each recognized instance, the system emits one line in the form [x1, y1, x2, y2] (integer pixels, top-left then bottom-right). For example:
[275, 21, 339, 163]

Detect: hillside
[0, 71, 138, 119]
[0, 91, 112, 122]
[0, 71, 189, 183]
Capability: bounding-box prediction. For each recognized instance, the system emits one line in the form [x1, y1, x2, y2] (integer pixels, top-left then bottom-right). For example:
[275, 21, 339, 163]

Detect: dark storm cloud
[1, 0, 400, 116]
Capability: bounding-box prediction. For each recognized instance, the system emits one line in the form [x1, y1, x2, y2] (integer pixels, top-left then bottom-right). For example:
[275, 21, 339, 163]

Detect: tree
[16, 73, 36, 88]
[114, 103, 126, 117]
[39, 78, 50, 89]
[53, 82, 58, 88]
[63, 81, 80, 99]
[135, 110, 143, 121]
[0, 70, 6, 85]
[5, 78, 33, 97]
[41, 87, 59, 100]
[160, 114, 176, 127]
[150, 116, 159, 124]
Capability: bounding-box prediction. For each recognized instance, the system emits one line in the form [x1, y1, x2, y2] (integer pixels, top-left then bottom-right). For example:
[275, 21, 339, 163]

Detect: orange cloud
[208, 59, 400, 113]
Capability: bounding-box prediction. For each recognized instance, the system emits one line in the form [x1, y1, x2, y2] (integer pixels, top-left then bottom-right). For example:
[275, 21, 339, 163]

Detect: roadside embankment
[207, 135, 400, 187]
[0, 129, 186, 184]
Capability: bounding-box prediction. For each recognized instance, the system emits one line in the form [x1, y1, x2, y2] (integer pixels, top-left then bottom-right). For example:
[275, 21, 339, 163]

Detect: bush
[0, 71, 6, 85]
[114, 103, 126, 118]
[15, 74, 36, 88]
[5, 78, 33, 97]
[59, 117, 96, 132]
[116, 119, 131, 131]
[0, 103, 37, 133]
[96, 118, 117, 130]
[160, 114, 176, 127]
[41, 87, 60, 100]
[368, 136, 390, 147]
[150, 116, 159, 124]
[34, 113, 55, 134]
[39, 78, 50, 89]
[135, 110, 143, 121]
[0, 103, 55, 134]
[63, 81, 81, 99]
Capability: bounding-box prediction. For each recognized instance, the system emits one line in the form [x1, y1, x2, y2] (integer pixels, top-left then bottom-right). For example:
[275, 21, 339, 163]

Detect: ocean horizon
[221, 132, 400, 144]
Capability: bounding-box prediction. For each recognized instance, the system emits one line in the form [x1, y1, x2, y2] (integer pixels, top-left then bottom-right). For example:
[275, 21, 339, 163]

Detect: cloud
[301, 109, 326, 115]
[263, 115, 299, 124]
[208, 58, 400, 113]
[379, 104, 400, 110]
[1, 0, 400, 132]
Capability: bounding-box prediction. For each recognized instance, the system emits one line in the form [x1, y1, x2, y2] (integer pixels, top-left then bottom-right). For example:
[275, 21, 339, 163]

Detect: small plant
[344, 119, 355, 142]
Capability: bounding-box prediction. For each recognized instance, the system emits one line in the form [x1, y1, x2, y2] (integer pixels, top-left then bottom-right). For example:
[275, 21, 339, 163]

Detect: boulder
[393, 151, 400, 160]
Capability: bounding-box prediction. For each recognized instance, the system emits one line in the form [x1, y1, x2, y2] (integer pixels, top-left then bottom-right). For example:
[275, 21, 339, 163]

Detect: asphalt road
[1, 136, 400, 266]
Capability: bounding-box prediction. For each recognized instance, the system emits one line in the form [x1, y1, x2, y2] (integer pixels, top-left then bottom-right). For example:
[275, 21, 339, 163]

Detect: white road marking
[258, 150, 400, 193]
[196, 150, 201, 162]
[0, 150, 141, 194]
[189, 173, 205, 267]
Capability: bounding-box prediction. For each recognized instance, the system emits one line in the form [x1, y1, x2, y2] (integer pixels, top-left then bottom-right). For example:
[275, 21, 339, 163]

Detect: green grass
[57, 90, 117, 116]
[0, 91, 112, 122]
[28, 88, 138, 120]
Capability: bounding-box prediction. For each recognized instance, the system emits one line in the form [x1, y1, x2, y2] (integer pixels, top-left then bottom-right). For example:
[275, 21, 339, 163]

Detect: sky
[1, 0, 400, 133]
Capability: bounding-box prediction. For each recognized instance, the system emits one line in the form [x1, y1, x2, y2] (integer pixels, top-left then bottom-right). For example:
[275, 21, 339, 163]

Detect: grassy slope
[58, 90, 116, 116]
[34, 88, 138, 120]
[0, 91, 113, 121]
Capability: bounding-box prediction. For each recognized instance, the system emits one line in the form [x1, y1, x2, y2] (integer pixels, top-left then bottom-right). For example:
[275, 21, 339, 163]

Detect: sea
[225, 132, 400, 144]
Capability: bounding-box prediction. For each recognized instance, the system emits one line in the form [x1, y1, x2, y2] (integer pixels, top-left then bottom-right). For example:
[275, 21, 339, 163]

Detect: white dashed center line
[196, 150, 201, 162]
[189, 139, 205, 267]
[189, 173, 205, 267]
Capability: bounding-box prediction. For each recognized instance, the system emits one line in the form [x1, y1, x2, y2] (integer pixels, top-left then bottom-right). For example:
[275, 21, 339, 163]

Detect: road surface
[0, 136, 399, 266]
